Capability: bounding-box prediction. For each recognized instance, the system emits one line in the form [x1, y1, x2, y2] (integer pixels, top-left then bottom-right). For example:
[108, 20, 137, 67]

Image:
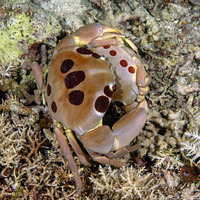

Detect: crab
[31, 23, 151, 191]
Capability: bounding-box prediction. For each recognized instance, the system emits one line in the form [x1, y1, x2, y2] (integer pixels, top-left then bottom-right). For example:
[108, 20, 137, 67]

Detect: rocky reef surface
[0, 0, 199, 199]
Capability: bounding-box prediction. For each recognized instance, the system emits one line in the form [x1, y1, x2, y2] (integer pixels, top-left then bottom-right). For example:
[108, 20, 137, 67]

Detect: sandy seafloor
[0, 0, 200, 199]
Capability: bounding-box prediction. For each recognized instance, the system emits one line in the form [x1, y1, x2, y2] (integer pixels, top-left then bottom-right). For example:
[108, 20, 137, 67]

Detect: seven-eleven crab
[31, 23, 151, 191]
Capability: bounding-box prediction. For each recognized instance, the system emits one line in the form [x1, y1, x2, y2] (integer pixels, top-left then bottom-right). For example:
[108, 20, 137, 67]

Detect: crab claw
[79, 106, 146, 154]
[55, 23, 122, 51]
[72, 23, 122, 45]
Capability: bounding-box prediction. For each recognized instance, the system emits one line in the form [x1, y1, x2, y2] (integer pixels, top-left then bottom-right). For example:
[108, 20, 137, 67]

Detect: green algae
[0, 12, 36, 66]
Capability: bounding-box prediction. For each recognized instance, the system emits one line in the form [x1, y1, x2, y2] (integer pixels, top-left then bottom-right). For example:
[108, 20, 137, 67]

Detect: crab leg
[134, 57, 151, 88]
[89, 38, 122, 48]
[85, 148, 125, 168]
[31, 61, 83, 190]
[105, 143, 141, 159]
[31, 62, 46, 93]
[139, 86, 150, 96]
[65, 128, 90, 167]
[123, 37, 139, 53]
[54, 127, 83, 190]
[131, 57, 151, 102]
[89, 34, 125, 47]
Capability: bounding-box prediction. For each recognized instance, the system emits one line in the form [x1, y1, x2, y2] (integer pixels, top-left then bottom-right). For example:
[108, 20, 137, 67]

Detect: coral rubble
[0, 0, 200, 199]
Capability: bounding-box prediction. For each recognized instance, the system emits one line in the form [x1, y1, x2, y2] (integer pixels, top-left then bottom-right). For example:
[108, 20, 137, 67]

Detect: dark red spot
[64, 70, 85, 89]
[69, 90, 84, 105]
[110, 50, 117, 56]
[128, 66, 135, 73]
[104, 85, 113, 98]
[60, 59, 74, 73]
[103, 45, 110, 49]
[76, 47, 93, 55]
[92, 53, 101, 58]
[51, 101, 57, 113]
[47, 84, 51, 96]
[120, 59, 128, 67]
[95, 96, 109, 113]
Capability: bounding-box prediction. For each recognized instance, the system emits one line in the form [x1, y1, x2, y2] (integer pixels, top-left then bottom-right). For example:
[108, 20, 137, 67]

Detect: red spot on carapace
[92, 53, 101, 59]
[103, 45, 110, 49]
[109, 50, 117, 56]
[128, 66, 135, 73]
[64, 70, 85, 89]
[69, 90, 84, 105]
[104, 85, 113, 98]
[120, 59, 128, 67]
[47, 84, 51, 96]
[51, 101, 57, 113]
[60, 59, 74, 73]
[95, 96, 109, 113]
[76, 47, 93, 55]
